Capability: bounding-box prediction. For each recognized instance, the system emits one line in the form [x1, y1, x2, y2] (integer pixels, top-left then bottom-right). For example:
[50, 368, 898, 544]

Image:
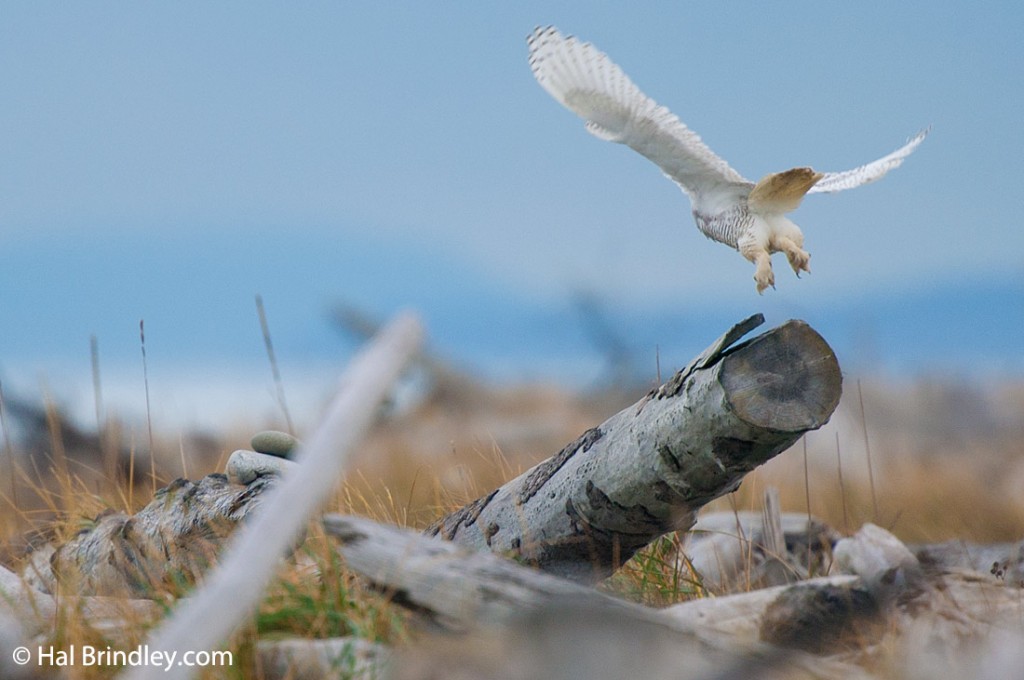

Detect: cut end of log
[719, 320, 841, 432]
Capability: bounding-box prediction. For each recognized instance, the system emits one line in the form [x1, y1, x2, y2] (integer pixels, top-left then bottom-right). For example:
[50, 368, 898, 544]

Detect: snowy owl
[527, 26, 928, 293]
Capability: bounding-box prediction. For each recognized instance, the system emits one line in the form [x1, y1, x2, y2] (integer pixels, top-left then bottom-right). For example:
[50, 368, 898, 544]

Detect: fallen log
[324, 514, 672, 631]
[128, 312, 422, 680]
[0, 563, 161, 646]
[666, 524, 922, 650]
[26, 474, 275, 597]
[329, 513, 1024, 679]
[428, 315, 842, 583]
[325, 514, 871, 680]
[665, 524, 1024, 673]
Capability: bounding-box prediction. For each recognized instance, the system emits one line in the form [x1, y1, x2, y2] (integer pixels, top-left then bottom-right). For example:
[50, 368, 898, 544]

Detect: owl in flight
[528, 26, 927, 293]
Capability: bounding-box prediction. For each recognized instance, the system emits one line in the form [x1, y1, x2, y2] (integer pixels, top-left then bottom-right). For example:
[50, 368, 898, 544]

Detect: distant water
[1, 229, 1021, 431]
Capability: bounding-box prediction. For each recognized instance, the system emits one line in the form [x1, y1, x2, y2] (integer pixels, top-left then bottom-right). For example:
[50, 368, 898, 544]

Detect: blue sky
[1, 3, 1022, 427]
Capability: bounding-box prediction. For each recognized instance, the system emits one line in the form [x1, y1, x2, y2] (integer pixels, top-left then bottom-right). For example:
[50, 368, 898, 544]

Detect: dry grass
[1, 372, 1022, 676]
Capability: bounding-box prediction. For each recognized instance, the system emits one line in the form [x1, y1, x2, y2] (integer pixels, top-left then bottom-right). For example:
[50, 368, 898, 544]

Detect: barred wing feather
[807, 128, 929, 194]
[528, 26, 752, 199]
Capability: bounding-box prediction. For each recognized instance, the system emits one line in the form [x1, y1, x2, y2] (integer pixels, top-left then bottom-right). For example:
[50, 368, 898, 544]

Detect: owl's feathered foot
[754, 269, 775, 294]
[740, 241, 776, 294]
[775, 236, 811, 277]
[753, 254, 775, 294]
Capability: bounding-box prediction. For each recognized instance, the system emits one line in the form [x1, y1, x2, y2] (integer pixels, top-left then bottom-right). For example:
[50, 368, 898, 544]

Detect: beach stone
[227, 450, 297, 485]
[251, 430, 300, 458]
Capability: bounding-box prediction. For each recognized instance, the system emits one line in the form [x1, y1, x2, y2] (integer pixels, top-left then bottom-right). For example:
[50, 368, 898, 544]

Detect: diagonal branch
[123, 312, 423, 680]
[428, 316, 842, 583]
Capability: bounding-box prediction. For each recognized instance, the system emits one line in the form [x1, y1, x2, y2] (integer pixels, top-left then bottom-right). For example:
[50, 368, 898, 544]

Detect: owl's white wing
[528, 26, 752, 199]
[807, 128, 929, 194]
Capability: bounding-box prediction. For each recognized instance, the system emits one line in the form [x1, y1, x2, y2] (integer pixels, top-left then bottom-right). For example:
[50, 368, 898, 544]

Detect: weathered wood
[683, 510, 839, 592]
[697, 568, 1024, 672]
[30, 449, 302, 598]
[668, 524, 1024, 670]
[255, 637, 390, 680]
[0, 563, 161, 645]
[128, 312, 423, 680]
[324, 514, 669, 631]
[428, 316, 842, 583]
[663, 575, 859, 642]
[327, 514, 872, 680]
[30, 474, 274, 597]
[389, 601, 757, 680]
[362, 516, 1024, 680]
[833, 523, 920, 583]
[761, 488, 786, 559]
[912, 539, 1024, 584]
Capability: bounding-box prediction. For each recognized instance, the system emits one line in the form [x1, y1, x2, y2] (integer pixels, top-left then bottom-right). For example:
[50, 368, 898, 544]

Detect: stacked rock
[226, 430, 300, 485]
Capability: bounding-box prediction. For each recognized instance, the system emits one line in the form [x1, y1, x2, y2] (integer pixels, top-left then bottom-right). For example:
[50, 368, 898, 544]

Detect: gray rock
[250, 430, 300, 458]
[227, 449, 297, 485]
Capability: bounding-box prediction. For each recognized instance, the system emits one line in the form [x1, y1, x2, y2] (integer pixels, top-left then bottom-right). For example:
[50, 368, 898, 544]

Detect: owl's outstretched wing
[528, 26, 752, 200]
[807, 128, 929, 194]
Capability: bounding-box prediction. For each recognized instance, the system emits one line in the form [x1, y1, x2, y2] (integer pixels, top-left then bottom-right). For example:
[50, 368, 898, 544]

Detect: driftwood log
[26, 474, 274, 597]
[16, 313, 1024, 679]
[326, 514, 876, 680]
[329, 514, 1024, 680]
[0, 563, 162, 680]
[667, 524, 1024, 676]
[912, 539, 1024, 584]
[428, 315, 842, 582]
[23, 316, 841, 597]
[325, 514, 782, 679]
[324, 514, 679, 632]
[129, 312, 423, 680]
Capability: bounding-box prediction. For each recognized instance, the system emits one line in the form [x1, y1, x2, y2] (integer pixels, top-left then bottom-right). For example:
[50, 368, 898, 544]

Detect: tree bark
[33, 474, 275, 597]
[329, 514, 1024, 680]
[427, 315, 842, 583]
[324, 514, 671, 632]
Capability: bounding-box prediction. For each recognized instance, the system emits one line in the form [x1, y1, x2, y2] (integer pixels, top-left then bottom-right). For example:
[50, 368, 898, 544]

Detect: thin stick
[857, 380, 879, 521]
[127, 433, 136, 510]
[140, 320, 157, 495]
[760, 486, 785, 559]
[726, 491, 752, 592]
[835, 431, 849, 534]
[256, 294, 294, 435]
[178, 432, 189, 480]
[655, 344, 661, 384]
[802, 435, 812, 573]
[0, 381, 18, 508]
[91, 335, 117, 495]
[91, 335, 103, 436]
[127, 312, 422, 680]
[41, 388, 70, 503]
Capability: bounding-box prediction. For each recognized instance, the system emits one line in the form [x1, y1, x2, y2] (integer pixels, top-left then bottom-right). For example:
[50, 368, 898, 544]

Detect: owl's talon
[753, 263, 775, 294]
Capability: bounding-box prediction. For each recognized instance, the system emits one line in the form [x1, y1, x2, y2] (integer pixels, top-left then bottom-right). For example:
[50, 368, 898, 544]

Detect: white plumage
[527, 26, 928, 293]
